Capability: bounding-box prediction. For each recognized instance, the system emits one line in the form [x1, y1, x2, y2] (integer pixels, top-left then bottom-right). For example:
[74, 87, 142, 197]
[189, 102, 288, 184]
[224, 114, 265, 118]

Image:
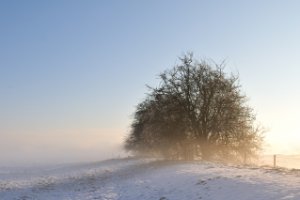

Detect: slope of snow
[1, 158, 300, 200]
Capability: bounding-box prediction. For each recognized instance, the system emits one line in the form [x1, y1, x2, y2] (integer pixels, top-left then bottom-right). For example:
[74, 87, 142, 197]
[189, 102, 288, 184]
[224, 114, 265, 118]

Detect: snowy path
[1, 158, 300, 200]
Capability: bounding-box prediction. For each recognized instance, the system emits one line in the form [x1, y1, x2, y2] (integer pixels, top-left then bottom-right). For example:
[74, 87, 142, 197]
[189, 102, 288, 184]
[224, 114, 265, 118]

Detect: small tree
[125, 53, 263, 163]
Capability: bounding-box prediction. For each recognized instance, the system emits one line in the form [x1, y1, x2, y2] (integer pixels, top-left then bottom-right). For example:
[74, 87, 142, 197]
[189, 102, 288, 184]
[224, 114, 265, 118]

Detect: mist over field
[2, 1, 300, 199]
[0, 131, 124, 167]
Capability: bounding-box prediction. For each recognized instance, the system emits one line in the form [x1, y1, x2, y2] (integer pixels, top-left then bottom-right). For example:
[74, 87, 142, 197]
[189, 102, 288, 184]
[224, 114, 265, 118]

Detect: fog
[0, 130, 125, 167]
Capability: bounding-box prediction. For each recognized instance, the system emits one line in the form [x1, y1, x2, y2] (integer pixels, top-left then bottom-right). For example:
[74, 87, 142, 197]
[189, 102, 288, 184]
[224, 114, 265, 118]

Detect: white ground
[1, 158, 300, 200]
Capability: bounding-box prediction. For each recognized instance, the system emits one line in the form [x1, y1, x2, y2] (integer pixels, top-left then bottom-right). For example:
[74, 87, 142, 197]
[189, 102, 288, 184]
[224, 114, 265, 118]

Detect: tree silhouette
[125, 53, 263, 163]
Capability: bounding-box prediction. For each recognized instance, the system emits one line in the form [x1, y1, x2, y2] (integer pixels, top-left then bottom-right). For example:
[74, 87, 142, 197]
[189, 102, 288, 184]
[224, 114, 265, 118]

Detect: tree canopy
[125, 53, 263, 163]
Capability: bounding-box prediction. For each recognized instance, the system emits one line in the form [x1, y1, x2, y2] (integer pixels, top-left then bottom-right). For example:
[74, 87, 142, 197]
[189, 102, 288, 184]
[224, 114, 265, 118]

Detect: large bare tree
[125, 53, 263, 163]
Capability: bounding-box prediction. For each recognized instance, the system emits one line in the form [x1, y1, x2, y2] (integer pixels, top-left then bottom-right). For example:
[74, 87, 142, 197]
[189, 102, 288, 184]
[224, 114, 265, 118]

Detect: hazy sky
[1, 1, 300, 165]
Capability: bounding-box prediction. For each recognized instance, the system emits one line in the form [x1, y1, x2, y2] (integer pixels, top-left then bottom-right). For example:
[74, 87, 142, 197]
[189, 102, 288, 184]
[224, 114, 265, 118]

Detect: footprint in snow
[196, 180, 207, 185]
[159, 197, 167, 200]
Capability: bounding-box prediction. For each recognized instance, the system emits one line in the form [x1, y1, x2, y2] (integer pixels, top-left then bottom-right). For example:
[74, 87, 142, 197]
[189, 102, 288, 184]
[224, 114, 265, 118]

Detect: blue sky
[1, 1, 300, 164]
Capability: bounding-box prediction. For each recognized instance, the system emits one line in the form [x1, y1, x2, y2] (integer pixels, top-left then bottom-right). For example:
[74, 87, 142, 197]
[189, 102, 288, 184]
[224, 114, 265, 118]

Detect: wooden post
[273, 154, 276, 168]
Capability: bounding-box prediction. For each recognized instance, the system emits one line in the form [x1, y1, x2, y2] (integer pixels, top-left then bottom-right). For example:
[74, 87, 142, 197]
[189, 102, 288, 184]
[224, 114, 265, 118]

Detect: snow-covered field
[1, 158, 300, 200]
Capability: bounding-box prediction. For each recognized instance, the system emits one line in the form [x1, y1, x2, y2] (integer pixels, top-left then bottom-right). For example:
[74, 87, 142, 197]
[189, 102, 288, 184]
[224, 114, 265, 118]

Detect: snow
[1, 158, 300, 200]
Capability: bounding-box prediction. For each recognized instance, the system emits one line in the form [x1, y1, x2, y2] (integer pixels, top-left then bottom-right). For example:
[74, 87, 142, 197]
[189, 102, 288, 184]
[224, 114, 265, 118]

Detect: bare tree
[125, 53, 263, 163]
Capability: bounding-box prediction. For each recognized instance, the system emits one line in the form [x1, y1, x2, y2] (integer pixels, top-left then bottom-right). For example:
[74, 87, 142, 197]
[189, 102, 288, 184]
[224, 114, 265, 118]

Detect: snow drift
[1, 158, 300, 200]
